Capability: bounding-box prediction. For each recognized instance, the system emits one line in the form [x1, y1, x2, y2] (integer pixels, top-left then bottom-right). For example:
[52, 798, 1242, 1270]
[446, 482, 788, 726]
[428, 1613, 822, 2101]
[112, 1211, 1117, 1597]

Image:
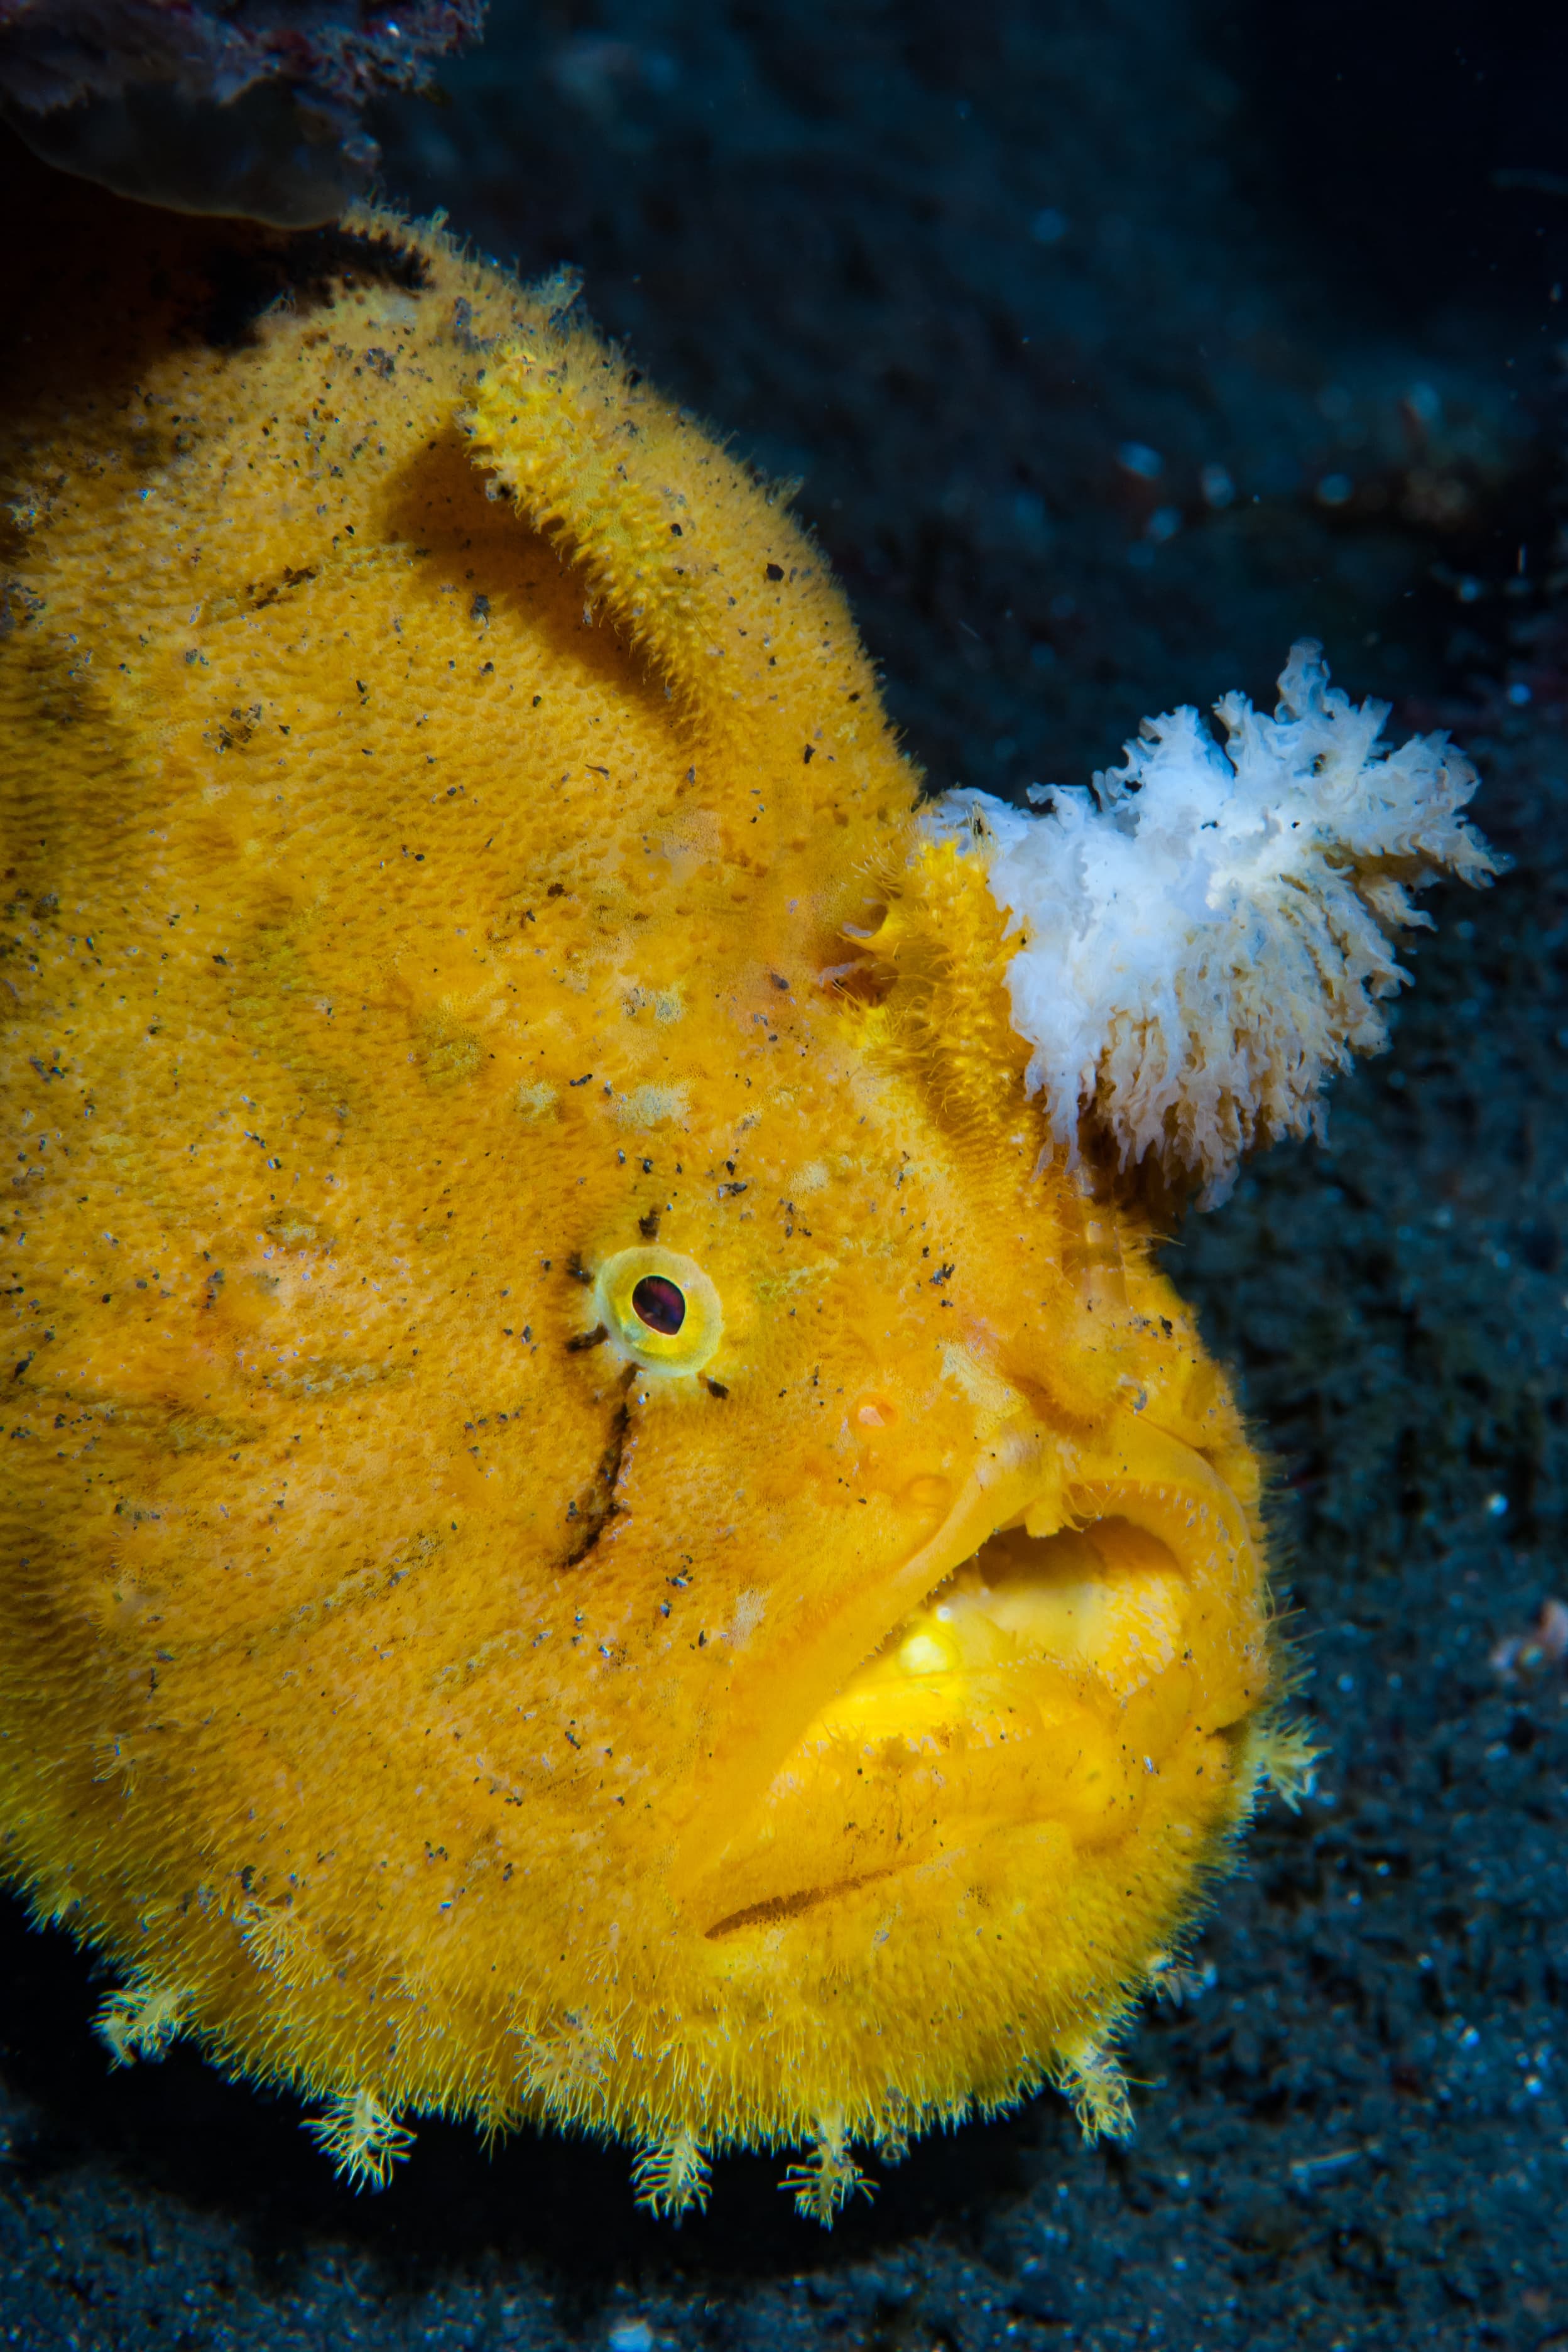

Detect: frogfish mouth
[685, 1407, 1261, 1947]
[0, 155, 1493, 2219]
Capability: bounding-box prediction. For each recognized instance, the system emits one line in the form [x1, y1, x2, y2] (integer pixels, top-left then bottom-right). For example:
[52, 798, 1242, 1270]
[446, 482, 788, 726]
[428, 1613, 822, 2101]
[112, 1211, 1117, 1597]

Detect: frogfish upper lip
[669, 1413, 1266, 1929]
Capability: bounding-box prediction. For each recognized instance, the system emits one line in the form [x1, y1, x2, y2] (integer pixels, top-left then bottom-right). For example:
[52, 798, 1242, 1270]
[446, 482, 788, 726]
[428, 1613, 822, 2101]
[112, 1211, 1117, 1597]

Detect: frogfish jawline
[668, 1416, 1258, 1915]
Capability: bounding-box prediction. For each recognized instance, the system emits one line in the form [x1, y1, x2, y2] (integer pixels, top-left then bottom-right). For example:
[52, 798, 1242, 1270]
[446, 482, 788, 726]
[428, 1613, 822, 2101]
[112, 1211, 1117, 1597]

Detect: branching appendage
[1255, 1719, 1320, 1811]
[631, 2128, 712, 2220]
[1233, 1713, 1321, 1826]
[303, 2088, 416, 2191]
[779, 2110, 877, 2226]
[1146, 1947, 1220, 2008]
[1058, 2037, 1135, 2143]
[94, 1980, 185, 2067]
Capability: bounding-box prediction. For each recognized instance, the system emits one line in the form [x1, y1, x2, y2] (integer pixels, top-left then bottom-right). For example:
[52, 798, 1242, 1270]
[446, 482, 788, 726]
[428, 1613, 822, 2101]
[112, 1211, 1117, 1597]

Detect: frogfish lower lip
[675, 1420, 1267, 1937]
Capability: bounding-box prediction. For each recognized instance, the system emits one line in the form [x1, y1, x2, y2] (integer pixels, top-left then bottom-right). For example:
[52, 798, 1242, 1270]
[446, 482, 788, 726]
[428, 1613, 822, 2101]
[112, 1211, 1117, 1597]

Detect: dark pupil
[631, 1275, 686, 1336]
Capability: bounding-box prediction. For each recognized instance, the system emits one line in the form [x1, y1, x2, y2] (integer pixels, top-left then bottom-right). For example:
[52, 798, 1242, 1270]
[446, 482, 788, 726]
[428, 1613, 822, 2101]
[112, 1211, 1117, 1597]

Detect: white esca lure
[923, 641, 1500, 1204]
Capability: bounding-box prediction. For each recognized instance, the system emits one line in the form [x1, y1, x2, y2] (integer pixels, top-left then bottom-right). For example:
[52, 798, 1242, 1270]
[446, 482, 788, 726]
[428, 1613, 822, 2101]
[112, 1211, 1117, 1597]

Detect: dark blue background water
[4, 4, 1568, 2346]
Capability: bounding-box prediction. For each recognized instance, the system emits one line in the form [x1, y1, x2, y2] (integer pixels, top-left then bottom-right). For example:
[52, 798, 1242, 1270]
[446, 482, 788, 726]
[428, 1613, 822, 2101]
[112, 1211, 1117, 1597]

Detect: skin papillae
[0, 158, 1304, 2220]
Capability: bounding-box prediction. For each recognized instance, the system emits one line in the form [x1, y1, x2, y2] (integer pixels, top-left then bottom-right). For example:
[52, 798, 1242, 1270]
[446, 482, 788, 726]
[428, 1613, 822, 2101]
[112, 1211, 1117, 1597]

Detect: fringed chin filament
[303, 2089, 416, 2191]
[780, 2113, 878, 2224]
[631, 2128, 713, 2220]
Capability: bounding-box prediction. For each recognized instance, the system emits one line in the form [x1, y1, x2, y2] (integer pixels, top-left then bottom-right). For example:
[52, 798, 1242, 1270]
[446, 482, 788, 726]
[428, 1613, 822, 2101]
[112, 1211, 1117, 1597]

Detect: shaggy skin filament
[631, 2130, 713, 2220]
[94, 1982, 185, 2067]
[303, 2091, 416, 2192]
[779, 2115, 878, 2225]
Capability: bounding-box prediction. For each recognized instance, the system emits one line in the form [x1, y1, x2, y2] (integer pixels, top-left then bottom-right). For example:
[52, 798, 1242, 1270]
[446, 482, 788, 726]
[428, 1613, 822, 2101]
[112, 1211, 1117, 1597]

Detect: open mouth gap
[676, 1405, 1263, 1924]
[694, 1510, 1200, 1938]
[833, 1511, 1190, 1704]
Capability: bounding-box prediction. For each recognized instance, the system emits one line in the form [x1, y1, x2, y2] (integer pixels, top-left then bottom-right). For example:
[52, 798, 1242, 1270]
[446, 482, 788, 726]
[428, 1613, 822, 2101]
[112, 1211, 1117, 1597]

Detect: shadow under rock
[0, 1888, 1048, 2294]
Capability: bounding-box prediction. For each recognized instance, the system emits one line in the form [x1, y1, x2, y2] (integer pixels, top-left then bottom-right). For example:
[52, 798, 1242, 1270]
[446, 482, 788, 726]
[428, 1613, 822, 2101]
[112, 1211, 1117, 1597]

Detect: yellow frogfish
[0, 163, 1497, 2219]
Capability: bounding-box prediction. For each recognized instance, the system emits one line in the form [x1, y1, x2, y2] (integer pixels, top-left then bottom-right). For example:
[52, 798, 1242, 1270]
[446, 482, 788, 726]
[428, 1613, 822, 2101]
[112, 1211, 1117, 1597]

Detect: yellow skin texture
[0, 181, 1287, 2204]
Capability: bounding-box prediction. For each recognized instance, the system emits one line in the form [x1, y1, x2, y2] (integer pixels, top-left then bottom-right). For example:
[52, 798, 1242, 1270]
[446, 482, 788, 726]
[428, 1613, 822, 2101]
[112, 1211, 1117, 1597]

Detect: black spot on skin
[247, 564, 318, 613]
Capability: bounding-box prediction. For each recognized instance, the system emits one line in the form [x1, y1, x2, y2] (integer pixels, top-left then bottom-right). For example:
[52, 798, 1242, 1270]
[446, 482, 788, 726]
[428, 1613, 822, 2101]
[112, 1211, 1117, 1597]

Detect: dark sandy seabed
[4, 1, 1568, 2345]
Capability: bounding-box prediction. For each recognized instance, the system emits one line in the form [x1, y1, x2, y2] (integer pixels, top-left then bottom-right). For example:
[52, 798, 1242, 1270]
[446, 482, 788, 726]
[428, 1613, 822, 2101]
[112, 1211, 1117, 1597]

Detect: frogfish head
[0, 160, 1484, 2219]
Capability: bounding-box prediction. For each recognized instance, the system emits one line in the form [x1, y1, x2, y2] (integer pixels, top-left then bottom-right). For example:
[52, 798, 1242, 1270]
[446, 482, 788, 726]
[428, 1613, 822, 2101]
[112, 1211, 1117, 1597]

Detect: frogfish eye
[594, 1245, 724, 1376]
[631, 1274, 686, 1334]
